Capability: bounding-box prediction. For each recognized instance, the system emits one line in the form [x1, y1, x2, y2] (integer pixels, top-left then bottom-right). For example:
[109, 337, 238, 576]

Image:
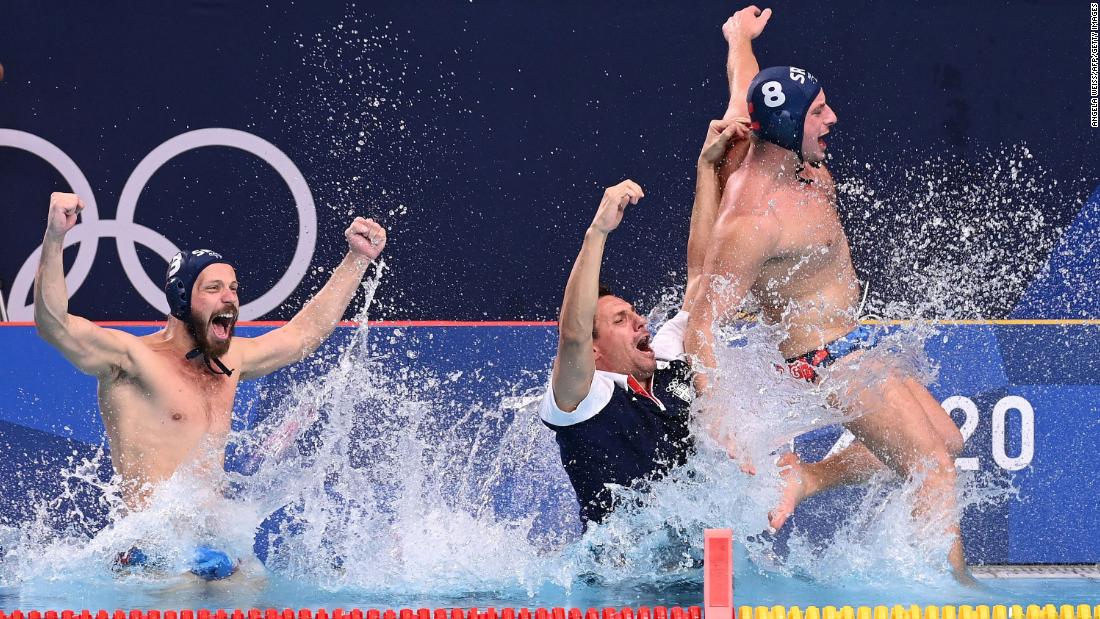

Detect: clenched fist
[345, 217, 387, 261]
[45, 192, 85, 241]
[589, 180, 644, 236]
[722, 5, 772, 43]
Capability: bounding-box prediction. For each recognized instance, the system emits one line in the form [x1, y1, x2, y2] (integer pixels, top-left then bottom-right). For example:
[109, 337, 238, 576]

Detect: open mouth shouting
[635, 333, 654, 358]
[209, 309, 237, 341]
[818, 131, 830, 151]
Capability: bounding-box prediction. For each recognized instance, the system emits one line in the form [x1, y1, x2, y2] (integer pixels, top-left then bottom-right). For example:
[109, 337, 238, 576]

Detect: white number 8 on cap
[762, 81, 786, 107]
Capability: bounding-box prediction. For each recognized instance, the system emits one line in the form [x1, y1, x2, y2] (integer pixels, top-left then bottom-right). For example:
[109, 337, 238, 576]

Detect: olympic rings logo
[1, 128, 317, 321]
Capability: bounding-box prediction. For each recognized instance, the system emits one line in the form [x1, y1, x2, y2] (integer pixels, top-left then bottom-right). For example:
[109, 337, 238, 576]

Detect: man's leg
[843, 372, 970, 582]
[906, 378, 965, 457]
[770, 441, 884, 530]
[771, 379, 965, 527]
[771, 352, 891, 530]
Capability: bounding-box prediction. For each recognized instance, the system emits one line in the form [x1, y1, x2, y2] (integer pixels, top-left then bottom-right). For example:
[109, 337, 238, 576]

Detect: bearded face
[188, 303, 238, 358]
[187, 263, 239, 360]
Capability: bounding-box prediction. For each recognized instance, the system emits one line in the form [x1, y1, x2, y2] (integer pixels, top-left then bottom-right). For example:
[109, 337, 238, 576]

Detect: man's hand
[589, 180, 644, 235]
[699, 119, 751, 167]
[46, 192, 85, 241]
[241, 216, 387, 379]
[722, 5, 772, 42]
[345, 217, 387, 261]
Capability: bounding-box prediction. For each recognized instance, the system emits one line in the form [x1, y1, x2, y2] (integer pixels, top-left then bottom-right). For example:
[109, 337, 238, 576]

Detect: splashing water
[0, 149, 1078, 604]
[834, 145, 1076, 319]
[3, 10, 1096, 607]
[223, 267, 580, 595]
[0, 267, 989, 600]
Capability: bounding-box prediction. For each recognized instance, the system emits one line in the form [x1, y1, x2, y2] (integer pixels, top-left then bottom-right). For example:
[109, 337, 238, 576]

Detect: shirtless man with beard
[686, 7, 971, 582]
[34, 191, 386, 579]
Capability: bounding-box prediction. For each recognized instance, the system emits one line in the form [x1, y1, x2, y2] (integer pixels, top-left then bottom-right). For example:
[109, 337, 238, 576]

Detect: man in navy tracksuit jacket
[538, 110, 749, 524]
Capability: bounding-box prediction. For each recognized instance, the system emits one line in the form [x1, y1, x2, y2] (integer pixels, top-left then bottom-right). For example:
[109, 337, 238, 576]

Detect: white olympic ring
[1, 128, 317, 321]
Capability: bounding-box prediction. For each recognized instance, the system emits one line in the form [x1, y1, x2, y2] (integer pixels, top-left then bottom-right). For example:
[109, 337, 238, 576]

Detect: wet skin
[35, 192, 388, 510]
[687, 87, 970, 580]
[97, 265, 243, 505]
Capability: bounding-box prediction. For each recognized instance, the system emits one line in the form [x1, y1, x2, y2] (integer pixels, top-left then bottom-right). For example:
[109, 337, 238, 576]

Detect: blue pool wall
[1, 322, 1098, 565]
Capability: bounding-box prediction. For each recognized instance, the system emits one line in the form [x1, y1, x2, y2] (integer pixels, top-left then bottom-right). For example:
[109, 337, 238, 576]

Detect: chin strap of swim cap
[165, 249, 236, 377]
[747, 66, 822, 161]
[186, 347, 234, 377]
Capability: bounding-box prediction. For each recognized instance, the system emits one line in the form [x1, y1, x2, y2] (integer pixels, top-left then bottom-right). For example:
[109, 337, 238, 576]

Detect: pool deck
[971, 565, 1100, 580]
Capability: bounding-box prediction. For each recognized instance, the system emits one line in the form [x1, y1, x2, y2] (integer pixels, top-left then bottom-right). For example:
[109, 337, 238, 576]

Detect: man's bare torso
[98, 333, 242, 507]
[719, 158, 861, 358]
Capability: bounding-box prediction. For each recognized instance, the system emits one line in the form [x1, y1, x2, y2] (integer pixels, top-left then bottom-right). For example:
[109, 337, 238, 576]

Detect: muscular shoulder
[711, 201, 781, 254]
[699, 210, 782, 276]
[95, 328, 145, 376]
[725, 164, 808, 218]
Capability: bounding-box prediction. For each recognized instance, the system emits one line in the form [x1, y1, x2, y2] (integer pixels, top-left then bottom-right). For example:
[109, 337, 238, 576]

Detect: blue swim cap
[747, 66, 822, 158]
[164, 249, 232, 321]
[190, 545, 238, 580]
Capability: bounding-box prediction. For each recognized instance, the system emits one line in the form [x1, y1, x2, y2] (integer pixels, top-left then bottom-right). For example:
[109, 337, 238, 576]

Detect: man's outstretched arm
[34, 193, 135, 377]
[238, 217, 386, 380]
[551, 180, 644, 412]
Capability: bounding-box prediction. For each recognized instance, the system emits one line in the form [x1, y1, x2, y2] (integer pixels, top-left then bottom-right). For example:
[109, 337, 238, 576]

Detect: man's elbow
[33, 311, 67, 345]
[293, 330, 325, 360]
[34, 323, 55, 345]
[556, 317, 594, 347]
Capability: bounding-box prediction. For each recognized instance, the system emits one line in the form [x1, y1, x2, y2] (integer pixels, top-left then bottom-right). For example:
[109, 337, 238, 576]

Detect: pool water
[2, 255, 1097, 611]
[2, 547, 1098, 612]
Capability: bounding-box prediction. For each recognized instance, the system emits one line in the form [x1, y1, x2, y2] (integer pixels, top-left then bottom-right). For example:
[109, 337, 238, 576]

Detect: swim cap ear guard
[164, 249, 235, 376]
[747, 66, 823, 161]
[165, 249, 230, 321]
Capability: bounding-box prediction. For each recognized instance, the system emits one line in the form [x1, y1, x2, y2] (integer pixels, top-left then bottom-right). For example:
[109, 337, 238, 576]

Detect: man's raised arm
[684, 8, 768, 307]
[551, 180, 644, 412]
[686, 120, 752, 308]
[238, 217, 386, 380]
[722, 6, 770, 122]
[716, 6, 771, 184]
[34, 193, 135, 377]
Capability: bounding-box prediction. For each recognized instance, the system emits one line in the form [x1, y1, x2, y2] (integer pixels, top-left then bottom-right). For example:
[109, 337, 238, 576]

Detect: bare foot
[954, 566, 979, 588]
[768, 452, 808, 530]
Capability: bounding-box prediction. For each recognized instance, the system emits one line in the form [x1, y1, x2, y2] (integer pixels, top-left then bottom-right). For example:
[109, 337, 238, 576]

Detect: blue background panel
[1, 323, 1098, 565]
